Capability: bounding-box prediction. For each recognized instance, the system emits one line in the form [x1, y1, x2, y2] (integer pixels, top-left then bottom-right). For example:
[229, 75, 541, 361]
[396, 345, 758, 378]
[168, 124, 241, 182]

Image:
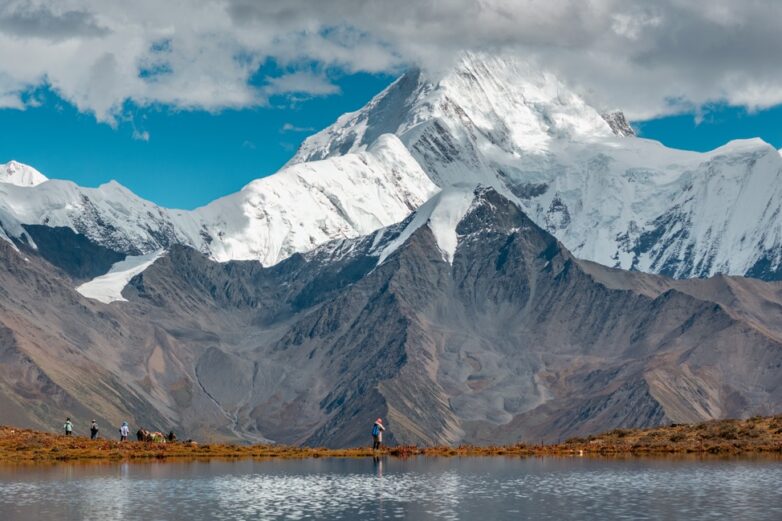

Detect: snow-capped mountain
[197, 134, 436, 264]
[292, 52, 782, 279]
[1, 160, 47, 187]
[3, 52, 782, 279]
[0, 135, 436, 265]
[0, 174, 204, 254]
[290, 53, 616, 168]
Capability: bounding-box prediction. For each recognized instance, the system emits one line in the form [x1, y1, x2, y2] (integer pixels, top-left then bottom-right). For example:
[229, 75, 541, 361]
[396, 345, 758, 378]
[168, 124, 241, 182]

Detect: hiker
[371, 418, 385, 450]
[63, 417, 73, 436]
[119, 421, 129, 442]
[90, 420, 99, 440]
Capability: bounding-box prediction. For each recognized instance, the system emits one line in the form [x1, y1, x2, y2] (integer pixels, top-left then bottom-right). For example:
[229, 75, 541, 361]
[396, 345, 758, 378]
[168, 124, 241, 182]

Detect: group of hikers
[62, 417, 174, 443]
[64, 415, 387, 448]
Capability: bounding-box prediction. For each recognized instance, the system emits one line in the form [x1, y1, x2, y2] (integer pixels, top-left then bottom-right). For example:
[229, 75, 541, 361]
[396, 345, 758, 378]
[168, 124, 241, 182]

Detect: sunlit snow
[378, 186, 475, 265]
[0, 160, 47, 187]
[76, 251, 165, 304]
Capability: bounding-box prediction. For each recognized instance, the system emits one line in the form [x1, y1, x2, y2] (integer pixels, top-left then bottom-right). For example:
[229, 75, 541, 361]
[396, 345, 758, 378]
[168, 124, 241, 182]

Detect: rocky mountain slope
[1, 187, 779, 446]
[4, 53, 782, 280]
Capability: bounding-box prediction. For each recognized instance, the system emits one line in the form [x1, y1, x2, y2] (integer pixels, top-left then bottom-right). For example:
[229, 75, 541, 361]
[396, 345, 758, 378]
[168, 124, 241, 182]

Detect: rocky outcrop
[601, 111, 636, 137]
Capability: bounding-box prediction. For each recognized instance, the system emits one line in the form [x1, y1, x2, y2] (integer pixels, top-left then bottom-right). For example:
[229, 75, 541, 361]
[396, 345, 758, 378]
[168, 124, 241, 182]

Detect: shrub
[718, 426, 738, 440]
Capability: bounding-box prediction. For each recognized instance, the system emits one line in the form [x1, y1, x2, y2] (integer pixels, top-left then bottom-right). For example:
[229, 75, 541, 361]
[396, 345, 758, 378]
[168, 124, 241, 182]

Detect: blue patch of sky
[138, 38, 174, 81]
[634, 103, 782, 152]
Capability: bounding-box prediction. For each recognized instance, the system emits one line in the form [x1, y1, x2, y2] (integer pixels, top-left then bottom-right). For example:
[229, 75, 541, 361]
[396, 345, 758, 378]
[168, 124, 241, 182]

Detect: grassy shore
[1, 415, 781, 464]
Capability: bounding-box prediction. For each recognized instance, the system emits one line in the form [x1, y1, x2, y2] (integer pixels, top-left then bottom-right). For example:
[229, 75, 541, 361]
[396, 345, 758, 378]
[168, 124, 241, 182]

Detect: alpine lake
[1, 455, 780, 520]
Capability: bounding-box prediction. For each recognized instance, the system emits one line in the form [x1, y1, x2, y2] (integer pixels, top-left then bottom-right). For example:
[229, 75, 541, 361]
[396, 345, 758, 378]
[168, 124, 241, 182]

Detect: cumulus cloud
[0, 0, 781, 122]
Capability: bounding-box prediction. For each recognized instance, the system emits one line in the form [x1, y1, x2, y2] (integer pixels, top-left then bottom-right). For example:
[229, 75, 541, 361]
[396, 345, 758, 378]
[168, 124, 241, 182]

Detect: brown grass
[2, 415, 781, 464]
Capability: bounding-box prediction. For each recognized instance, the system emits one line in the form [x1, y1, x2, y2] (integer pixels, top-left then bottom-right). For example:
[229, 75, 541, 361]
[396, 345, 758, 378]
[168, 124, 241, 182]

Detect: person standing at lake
[372, 418, 385, 450]
[63, 417, 73, 436]
[119, 421, 129, 441]
[90, 420, 99, 440]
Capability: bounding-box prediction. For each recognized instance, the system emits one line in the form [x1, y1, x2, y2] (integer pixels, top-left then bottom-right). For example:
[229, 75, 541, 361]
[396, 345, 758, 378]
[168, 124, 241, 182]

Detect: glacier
[76, 250, 165, 303]
[377, 186, 476, 265]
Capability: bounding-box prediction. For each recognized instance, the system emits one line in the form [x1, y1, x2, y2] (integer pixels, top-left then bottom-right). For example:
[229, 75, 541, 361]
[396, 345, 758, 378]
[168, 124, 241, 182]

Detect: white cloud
[0, 3, 109, 41]
[1, 0, 781, 122]
[131, 129, 149, 141]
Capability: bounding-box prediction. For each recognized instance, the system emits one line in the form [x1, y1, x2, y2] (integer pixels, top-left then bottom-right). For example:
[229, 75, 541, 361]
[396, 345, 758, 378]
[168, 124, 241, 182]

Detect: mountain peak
[1, 160, 48, 187]
[290, 52, 615, 168]
[376, 184, 541, 266]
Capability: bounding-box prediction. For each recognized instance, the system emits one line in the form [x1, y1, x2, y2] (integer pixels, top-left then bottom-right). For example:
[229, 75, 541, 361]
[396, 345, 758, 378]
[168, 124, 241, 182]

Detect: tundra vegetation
[1, 416, 780, 464]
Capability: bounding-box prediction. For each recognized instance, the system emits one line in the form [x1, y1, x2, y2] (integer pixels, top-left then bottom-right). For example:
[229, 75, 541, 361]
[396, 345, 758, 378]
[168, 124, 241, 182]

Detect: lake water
[0, 456, 780, 520]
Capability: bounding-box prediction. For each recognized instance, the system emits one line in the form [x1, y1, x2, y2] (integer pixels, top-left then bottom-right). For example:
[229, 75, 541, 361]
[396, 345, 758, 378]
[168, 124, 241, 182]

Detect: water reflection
[374, 455, 383, 478]
[0, 457, 780, 520]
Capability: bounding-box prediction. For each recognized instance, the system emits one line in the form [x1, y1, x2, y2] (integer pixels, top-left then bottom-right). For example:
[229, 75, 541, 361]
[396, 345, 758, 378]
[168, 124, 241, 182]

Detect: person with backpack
[63, 417, 73, 436]
[371, 418, 385, 450]
[90, 420, 99, 440]
[119, 421, 129, 441]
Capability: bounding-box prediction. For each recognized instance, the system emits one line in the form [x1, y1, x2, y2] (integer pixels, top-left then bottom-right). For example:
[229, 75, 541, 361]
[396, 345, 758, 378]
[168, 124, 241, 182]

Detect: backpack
[371, 424, 380, 437]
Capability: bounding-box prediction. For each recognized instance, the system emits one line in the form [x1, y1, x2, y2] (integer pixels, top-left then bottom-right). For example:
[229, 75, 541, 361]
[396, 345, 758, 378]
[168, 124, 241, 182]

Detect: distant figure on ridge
[90, 420, 99, 440]
[371, 418, 385, 450]
[119, 421, 129, 441]
[63, 417, 73, 436]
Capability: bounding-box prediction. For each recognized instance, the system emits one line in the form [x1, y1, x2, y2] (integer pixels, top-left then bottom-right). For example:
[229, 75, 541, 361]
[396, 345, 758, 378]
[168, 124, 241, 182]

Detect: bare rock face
[1, 187, 781, 446]
[601, 111, 636, 137]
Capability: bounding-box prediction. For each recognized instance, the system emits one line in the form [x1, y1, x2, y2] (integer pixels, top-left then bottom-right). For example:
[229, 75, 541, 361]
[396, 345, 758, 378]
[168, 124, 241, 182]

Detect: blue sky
[1, 71, 394, 210]
[636, 105, 782, 154]
[3, 78, 782, 210]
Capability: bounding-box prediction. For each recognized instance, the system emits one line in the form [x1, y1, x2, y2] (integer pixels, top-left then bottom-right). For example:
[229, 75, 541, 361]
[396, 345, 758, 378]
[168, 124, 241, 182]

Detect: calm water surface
[0, 456, 780, 520]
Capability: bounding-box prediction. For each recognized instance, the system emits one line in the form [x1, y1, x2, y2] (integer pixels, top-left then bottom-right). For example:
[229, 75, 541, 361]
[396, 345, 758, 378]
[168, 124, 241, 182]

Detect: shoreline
[2, 416, 780, 464]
